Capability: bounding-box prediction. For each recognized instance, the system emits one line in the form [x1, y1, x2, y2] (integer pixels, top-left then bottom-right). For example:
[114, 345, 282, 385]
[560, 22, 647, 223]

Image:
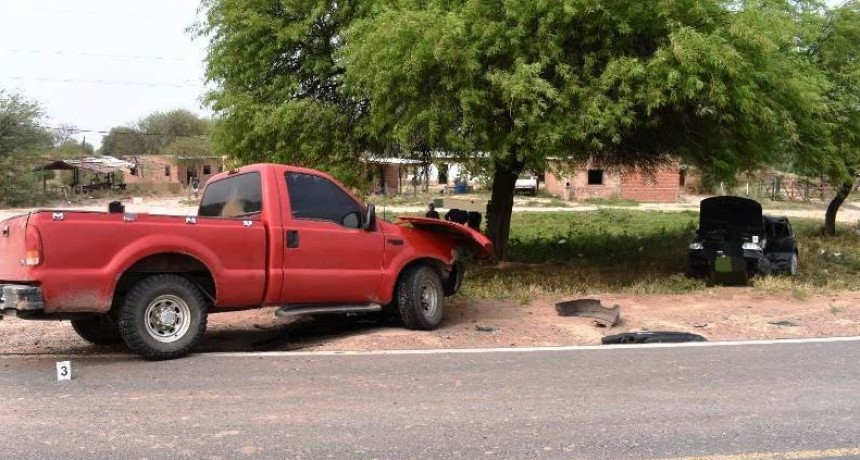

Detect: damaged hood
[396, 217, 494, 258]
[698, 196, 763, 237]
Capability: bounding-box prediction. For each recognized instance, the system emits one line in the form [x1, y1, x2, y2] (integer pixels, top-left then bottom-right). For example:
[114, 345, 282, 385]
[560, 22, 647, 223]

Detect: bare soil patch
[2, 288, 857, 356]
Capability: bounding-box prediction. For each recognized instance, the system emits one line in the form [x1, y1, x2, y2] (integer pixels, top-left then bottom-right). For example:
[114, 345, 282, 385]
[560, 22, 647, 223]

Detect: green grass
[457, 209, 860, 302]
[516, 195, 571, 208]
[583, 196, 641, 207]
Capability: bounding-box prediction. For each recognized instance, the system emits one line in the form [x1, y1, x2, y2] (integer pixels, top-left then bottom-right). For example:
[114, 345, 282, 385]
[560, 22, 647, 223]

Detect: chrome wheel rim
[419, 278, 440, 319]
[790, 254, 798, 275]
[144, 295, 191, 343]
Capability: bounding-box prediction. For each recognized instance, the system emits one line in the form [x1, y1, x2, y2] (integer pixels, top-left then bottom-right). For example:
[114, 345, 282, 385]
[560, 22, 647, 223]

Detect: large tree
[342, 0, 836, 258]
[200, 0, 840, 259]
[802, 1, 860, 236]
[198, 0, 378, 185]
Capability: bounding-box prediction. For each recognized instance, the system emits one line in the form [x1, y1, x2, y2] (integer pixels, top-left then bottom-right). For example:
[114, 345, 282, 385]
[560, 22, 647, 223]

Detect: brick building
[122, 155, 224, 187]
[544, 159, 683, 203]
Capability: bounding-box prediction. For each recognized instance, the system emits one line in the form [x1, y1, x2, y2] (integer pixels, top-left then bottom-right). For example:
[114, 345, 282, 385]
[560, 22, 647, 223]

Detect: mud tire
[397, 265, 445, 330]
[118, 274, 208, 361]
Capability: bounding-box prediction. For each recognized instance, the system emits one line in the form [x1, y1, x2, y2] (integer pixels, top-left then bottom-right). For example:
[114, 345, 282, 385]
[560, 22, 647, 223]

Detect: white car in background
[514, 174, 538, 195]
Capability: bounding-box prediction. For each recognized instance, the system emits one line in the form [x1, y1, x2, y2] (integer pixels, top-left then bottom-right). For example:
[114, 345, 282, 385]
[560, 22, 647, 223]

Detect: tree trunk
[485, 158, 524, 261]
[824, 179, 854, 236]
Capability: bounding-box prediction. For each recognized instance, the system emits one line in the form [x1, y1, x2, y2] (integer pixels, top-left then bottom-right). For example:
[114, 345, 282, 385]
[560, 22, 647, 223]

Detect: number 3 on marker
[56, 361, 71, 381]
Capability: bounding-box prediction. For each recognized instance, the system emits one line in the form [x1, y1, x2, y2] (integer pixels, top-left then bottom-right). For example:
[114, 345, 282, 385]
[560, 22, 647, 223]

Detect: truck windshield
[198, 172, 263, 217]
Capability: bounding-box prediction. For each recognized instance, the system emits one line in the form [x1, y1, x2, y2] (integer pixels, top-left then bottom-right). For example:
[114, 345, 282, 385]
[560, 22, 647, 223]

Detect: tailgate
[0, 214, 30, 281]
[397, 216, 493, 258]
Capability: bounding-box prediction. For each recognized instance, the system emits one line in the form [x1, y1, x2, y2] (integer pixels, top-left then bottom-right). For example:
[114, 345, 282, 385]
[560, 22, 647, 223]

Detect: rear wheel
[117, 274, 208, 361]
[71, 316, 122, 345]
[397, 265, 445, 330]
[789, 253, 799, 275]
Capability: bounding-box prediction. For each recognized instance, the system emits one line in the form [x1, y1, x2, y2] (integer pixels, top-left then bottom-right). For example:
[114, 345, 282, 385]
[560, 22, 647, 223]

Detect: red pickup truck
[0, 164, 491, 360]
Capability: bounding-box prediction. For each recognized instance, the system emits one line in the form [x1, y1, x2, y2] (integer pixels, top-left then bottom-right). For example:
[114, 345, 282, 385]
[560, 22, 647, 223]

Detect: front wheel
[397, 265, 445, 330]
[71, 316, 123, 345]
[117, 274, 208, 361]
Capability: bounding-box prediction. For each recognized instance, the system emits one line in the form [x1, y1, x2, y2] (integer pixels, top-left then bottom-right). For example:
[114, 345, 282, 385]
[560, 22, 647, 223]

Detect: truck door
[280, 172, 385, 304]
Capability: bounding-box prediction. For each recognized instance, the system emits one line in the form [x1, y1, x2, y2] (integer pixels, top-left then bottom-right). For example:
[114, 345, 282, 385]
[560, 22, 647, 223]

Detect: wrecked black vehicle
[687, 196, 798, 283]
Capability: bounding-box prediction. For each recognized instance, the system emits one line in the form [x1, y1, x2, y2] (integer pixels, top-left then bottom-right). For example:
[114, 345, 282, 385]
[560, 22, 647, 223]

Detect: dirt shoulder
[2, 288, 857, 356]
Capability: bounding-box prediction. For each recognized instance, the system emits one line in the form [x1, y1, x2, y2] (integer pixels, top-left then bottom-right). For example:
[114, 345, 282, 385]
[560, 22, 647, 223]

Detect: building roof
[40, 156, 135, 174]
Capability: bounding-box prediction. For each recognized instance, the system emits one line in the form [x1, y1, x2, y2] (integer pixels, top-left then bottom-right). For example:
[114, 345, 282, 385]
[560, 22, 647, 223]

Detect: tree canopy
[0, 89, 53, 158]
[200, 0, 860, 258]
[0, 89, 54, 207]
[99, 109, 212, 157]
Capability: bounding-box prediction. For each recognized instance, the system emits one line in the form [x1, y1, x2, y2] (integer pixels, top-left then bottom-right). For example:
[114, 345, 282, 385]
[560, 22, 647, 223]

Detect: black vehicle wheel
[71, 316, 123, 345]
[118, 274, 208, 361]
[397, 265, 445, 330]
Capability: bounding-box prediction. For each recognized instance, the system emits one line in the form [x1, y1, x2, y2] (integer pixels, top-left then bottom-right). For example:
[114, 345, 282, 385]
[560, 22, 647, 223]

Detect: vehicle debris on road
[601, 331, 707, 344]
[555, 298, 621, 327]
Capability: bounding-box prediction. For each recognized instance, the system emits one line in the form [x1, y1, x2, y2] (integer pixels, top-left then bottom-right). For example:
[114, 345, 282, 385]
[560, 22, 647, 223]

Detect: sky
[0, 0, 209, 148]
[0, 0, 846, 151]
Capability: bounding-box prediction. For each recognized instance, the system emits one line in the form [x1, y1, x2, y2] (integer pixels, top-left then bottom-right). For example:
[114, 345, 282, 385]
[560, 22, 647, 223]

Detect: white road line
[643, 446, 860, 460]
[1, 335, 858, 360]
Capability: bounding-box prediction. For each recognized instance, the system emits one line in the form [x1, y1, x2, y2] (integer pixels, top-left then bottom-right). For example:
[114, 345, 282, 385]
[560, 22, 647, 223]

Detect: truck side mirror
[363, 204, 376, 231]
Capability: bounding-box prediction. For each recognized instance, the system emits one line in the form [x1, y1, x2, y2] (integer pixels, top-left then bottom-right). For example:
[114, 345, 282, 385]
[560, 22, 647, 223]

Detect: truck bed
[1, 210, 268, 313]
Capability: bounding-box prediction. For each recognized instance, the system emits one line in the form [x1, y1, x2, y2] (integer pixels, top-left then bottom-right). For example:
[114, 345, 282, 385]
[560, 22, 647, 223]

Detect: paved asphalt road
[1, 339, 858, 460]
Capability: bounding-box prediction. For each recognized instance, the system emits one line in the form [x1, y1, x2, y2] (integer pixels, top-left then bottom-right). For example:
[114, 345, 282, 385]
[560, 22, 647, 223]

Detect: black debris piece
[475, 325, 498, 333]
[444, 208, 469, 225]
[602, 331, 707, 345]
[768, 320, 799, 327]
[555, 298, 621, 327]
[108, 201, 125, 213]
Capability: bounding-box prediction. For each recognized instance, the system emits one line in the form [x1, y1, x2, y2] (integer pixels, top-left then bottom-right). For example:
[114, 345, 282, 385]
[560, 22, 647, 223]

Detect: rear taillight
[24, 224, 43, 266]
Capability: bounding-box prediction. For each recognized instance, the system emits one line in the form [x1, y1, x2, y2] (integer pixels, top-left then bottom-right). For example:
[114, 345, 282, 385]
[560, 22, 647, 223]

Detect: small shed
[39, 156, 135, 193]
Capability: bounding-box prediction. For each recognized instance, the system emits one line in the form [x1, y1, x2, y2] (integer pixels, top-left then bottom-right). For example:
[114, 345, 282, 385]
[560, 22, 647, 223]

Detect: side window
[286, 172, 363, 228]
[198, 172, 263, 217]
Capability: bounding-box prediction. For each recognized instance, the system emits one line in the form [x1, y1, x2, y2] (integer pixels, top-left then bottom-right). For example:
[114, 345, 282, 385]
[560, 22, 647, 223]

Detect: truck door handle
[286, 230, 299, 248]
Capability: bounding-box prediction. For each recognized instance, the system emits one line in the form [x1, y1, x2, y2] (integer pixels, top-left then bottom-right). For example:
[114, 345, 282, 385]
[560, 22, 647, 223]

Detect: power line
[4, 6, 170, 20]
[5, 48, 197, 62]
[6, 76, 202, 88]
[7, 121, 210, 139]
[58, 126, 209, 139]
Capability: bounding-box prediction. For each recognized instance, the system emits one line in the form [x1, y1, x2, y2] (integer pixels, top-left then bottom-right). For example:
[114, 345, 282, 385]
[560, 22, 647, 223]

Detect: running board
[275, 303, 382, 318]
